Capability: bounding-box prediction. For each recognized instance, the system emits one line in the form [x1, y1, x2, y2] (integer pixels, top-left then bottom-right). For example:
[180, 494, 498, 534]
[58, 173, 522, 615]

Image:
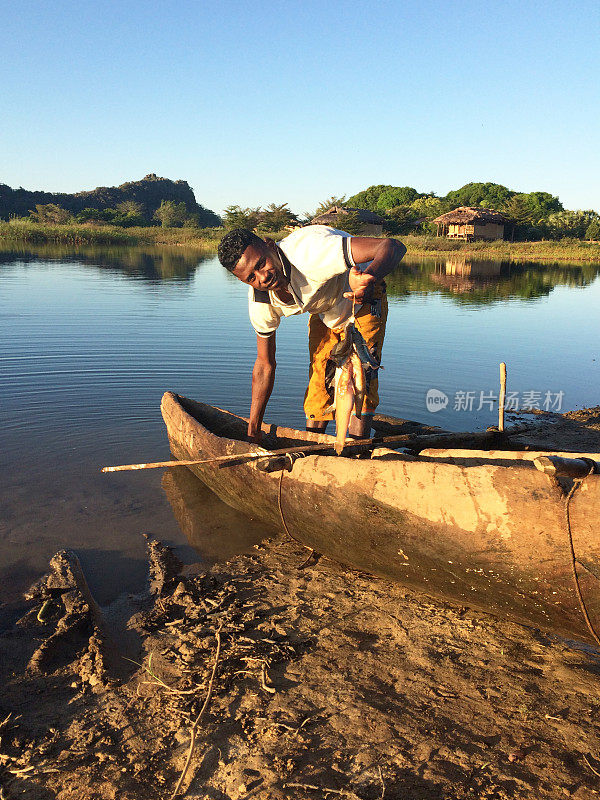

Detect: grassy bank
[402, 234, 600, 263]
[0, 220, 222, 250]
[2, 220, 600, 262]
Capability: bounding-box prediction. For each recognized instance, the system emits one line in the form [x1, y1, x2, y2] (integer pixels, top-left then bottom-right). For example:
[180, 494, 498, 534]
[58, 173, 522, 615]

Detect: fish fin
[322, 403, 336, 414]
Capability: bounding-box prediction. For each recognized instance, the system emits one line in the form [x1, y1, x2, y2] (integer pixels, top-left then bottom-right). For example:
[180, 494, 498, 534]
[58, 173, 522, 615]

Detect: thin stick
[284, 784, 360, 799]
[170, 621, 223, 799]
[584, 754, 600, 779]
[102, 429, 512, 473]
[499, 362, 507, 432]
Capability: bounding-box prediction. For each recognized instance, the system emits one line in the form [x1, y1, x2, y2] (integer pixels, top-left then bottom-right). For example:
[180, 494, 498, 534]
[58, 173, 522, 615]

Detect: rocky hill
[0, 174, 221, 226]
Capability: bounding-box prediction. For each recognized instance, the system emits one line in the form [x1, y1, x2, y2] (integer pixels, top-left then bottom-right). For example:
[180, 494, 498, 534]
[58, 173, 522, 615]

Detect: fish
[350, 350, 366, 419]
[326, 321, 383, 454]
[328, 328, 353, 367]
[333, 358, 356, 455]
[351, 325, 381, 370]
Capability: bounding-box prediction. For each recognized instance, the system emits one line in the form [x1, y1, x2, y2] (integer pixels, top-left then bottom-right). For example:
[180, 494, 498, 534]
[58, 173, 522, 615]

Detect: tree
[503, 194, 534, 226]
[384, 205, 421, 235]
[408, 196, 449, 219]
[312, 196, 347, 217]
[256, 203, 298, 232]
[346, 185, 394, 211]
[376, 186, 419, 212]
[521, 191, 562, 219]
[75, 207, 108, 223]
[29, 203, 71, 224]
[445, 182, 514, 210]
[153, 200, 189, 228]
[585, 219, 600, 240]
[222, 205, 262, 230]
[326, 210, 364, 235]
[117, 200, 144, 217]
[546, 210, 599, 239]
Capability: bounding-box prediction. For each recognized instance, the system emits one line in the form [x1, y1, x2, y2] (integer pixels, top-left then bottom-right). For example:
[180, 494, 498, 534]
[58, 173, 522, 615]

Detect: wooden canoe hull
[161, 392, 600, 646]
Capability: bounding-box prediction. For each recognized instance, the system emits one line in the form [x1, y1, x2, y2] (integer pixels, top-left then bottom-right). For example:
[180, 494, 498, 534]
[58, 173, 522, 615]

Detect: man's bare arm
[346, 237, 406, 302]
[248, 333, 277, 442]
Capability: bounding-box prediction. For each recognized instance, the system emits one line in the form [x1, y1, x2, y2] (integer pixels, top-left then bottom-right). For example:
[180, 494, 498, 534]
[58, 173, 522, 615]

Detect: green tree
[408, 196, 449, 218]
[223, 205, 262, 230]
[75, 207, 107, 223]
[115, 200, 146, 225]
[347, 185, 394, 211]
[376, 186, 419, 212]
[29, 203, 71, 224]
[546, 210, 599, 239]
[384, 205, 421, 235]
[503, 194, 534, 226]
[327, 210, 364, 235]
[445, 182, 514, 210]
[521, 191, 562, 220]
[312, 196, 347, 217]
[117, 200, 144, 217]
[585, 219, 600, 240]
[153, 200, 189, 228]
[257, 203, 298, 232]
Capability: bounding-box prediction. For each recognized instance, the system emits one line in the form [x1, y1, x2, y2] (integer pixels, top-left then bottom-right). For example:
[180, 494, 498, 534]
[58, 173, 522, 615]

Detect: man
[217, 225, 406, 443]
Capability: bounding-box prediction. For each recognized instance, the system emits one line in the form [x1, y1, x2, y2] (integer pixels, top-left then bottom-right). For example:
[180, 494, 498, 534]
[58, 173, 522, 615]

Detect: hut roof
[433, 207, 509, 225]
[311, 206, 386, 226]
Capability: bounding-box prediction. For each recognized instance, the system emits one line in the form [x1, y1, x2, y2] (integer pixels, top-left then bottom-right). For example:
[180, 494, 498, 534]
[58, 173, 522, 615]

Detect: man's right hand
[248, 333, 277, 445]
[247, 427, 263, 445]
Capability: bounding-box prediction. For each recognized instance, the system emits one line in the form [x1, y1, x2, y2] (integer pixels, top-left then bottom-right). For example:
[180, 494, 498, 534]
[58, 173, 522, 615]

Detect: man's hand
[344, 266, 376, 303]
[246, 427, 263, 445]
[248, 333, 277, 441]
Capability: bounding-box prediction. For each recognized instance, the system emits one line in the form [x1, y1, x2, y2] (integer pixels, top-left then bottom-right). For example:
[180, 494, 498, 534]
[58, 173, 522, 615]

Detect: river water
[1, 244, 599, 605]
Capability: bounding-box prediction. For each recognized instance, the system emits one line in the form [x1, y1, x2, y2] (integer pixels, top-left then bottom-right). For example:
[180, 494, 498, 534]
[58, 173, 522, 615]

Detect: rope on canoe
[277, 466, 294, 541]
[277, 463, 317, 566]
[564, 461, 600, 647]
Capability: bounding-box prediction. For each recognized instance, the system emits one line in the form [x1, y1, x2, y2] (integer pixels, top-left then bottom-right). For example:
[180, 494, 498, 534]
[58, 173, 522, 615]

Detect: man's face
[232, 240, 287, 292]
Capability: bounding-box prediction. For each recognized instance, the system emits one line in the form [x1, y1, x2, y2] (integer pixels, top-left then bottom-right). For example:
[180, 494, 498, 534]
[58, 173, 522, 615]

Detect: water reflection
[0, 243, 210, 282]
[161, 467, 273, 562]
[385, 258, 600, 305]
[1, 244, 598, 303]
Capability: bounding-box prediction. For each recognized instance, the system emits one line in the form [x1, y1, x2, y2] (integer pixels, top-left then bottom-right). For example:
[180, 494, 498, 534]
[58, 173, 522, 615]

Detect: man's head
[218, 228, 288, 292]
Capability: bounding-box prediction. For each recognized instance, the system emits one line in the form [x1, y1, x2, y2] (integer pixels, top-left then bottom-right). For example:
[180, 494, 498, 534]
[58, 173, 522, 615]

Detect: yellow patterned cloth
[303, 285, 388, 421]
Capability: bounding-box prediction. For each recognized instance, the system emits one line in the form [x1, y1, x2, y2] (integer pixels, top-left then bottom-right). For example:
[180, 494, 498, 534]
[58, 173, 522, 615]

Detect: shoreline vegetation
[3, 220, 600, 263]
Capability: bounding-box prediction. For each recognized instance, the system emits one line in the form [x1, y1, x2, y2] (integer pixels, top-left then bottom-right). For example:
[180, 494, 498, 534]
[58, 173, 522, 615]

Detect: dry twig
[583, 753, 600, 779]
[127, 653, 201, 696]
[378, 765, 385, 799]
[284, 783, 360, 799]
[170, 621, 223, 799]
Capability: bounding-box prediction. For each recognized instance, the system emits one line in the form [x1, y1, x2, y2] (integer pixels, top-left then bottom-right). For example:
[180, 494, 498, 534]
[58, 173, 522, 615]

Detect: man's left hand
[345, 267, 376, 303]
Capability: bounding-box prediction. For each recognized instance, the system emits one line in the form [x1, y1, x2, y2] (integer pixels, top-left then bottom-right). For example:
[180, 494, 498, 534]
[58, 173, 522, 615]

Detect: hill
[0, 174, 221, 226]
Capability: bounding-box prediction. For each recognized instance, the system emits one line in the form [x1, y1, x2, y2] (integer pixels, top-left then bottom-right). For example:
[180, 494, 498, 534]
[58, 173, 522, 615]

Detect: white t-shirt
[248, 225, 357, 338]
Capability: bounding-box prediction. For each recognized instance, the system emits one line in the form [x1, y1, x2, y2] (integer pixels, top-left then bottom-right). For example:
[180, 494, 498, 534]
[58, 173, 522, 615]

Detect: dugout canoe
[160, 391, 600, 646]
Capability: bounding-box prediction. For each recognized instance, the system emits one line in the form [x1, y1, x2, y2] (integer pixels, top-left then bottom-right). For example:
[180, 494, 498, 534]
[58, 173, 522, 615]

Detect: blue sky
[2, 0, 599, 216]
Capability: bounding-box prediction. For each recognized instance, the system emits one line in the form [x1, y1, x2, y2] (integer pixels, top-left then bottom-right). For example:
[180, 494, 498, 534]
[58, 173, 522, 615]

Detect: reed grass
[0, 220, 221, 250]
[402, 235, 600, 263]
[2, 220, 600, 263]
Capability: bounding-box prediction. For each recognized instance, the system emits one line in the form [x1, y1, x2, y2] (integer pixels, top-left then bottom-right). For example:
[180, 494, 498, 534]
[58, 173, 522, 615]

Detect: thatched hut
[311, 206, 386, 236]
[433, 207, 508, 240]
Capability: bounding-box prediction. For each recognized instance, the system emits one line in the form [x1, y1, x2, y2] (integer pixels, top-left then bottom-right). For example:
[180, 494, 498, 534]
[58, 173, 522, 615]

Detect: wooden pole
[101, 429, 513, 474]
[498, 362, 507, 432]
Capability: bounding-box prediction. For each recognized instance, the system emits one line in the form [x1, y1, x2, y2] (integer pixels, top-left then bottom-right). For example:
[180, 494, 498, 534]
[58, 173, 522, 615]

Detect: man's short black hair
[218, 228, 262, 273]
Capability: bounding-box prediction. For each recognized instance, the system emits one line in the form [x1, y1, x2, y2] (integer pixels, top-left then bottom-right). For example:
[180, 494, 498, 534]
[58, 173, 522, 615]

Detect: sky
[2, 0, 599, 216]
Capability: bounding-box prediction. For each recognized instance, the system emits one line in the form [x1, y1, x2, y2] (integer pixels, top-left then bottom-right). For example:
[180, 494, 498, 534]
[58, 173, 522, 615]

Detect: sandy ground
[1, 408, 600, 800]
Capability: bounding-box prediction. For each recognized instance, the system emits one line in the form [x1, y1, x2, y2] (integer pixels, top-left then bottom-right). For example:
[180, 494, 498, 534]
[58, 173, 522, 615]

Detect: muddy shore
[1, 408, 600, 800]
